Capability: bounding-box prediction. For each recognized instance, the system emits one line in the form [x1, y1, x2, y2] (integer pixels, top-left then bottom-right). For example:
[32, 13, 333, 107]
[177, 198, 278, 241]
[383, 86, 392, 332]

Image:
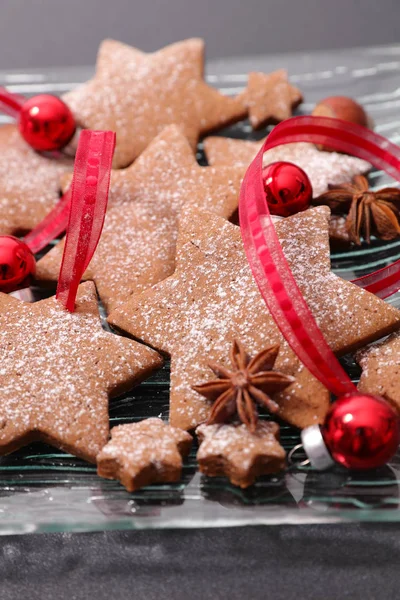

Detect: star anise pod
[314, 174, 400, 245]
[192, 340, 294, 432]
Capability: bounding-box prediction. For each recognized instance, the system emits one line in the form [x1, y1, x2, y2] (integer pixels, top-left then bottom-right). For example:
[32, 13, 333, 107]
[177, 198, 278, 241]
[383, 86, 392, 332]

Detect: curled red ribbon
[239, 141, 356, 396]
[0, 86, 24, 119]
[264, 116, 400, 298]
[239, 115, 400, 396]
[56, 130, 116, 312]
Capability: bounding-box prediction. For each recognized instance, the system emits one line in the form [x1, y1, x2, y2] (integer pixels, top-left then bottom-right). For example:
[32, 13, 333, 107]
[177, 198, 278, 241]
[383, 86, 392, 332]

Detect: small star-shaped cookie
[0, 124, 73, 236]
[63, 38, 246, 168]
[203, 138, 370, 197]
[242, 70, 303, 129]
[108, 206, 400, 431]
[196, 421, 286, 488]
[0, 282, 162, 462]
[357, 333, 400, 413]
[97, 418, 193, 491]
[36, 126, 244, 312]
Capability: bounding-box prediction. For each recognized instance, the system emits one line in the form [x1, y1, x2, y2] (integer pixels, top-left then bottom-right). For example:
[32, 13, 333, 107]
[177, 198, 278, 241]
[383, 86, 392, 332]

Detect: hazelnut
[312, 96, 373, 151]
[312, 96, 369, 126]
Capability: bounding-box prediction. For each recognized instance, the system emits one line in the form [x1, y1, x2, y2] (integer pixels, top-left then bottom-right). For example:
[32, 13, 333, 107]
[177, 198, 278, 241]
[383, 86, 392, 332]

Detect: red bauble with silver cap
[262, 161, 312, 217]
[18, 94, 76, 152]
[0, 235, 36, 293]
[301, 393, 400, 470]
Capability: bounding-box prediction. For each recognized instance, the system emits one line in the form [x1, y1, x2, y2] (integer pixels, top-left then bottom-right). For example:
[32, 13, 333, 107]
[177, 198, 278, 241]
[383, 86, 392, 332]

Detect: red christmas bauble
[322, 393, 400, 470]
[262, 161, 312, 217]
[0, 236, 36, 293]
[18, 94, 76, 152]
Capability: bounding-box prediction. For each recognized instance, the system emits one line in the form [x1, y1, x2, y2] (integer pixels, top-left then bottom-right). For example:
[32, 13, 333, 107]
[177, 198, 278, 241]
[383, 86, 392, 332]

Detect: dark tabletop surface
[2, 524, 400, 599]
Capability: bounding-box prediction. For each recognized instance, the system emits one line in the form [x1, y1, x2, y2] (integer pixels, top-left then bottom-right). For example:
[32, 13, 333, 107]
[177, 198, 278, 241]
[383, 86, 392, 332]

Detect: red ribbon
[56, 130, 116, 312]
[23, 189, 71, 254]
[239, 141, 356, 396]
[0, 86, 24, 119]
[239, 115, 400, 396]
[264, 116, 400, 298]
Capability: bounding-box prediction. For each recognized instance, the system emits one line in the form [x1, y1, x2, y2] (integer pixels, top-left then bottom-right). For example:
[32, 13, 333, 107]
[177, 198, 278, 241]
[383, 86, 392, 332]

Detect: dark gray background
[0, 0, 399, 69]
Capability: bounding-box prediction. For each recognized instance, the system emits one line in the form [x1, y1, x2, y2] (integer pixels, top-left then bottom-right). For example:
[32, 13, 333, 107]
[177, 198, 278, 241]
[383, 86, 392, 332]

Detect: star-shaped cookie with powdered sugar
[97, 418, 192, 491]
[0, 282, 162, 462]
[203, 138, 370, 197]
[108, 206, 400, 431]
[63, 38, 247, 168]
[242, 70, 303, 129]
[196, 421, 286, 488]
[36, 126, 244, 312]
[0, 124, 73, 236]
[356, 333, 400, 414]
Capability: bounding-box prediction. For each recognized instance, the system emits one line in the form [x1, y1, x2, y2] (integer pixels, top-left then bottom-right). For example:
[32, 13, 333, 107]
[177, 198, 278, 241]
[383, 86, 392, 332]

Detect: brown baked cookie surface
[97, 418, 192, 491]
[196, 421, 286, 488]
[108, 206, 400, 431]
[36, 126, 244, 312]
[203, 138, 370, 197]
[37, 202, 177, 313]
[63, 38, 247, 168]
[241, 70, 303, 129]
[357, 333, 400, 413]
[0, 124, 73, 236]
[0, 282, 162, 462]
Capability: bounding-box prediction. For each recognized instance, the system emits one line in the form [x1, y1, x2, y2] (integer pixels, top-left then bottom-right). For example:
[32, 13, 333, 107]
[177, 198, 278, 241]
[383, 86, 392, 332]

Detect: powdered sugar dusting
[0, 282, 162, 461]
[37, 126, 244, 312]
[63, 39, 245, 168]
[0, 125, 73, 235]
[97, 418, 192, 490]
[204, 139, 370, 197]
[357, 332, 400, 410]
[99, 418, 191, 465]
[269, 208, 400, 350]
[245, 70, 302, 127]
[109, 206, 400, 431]
[38, 202, 178, 313]
[196, 421, 286, 483]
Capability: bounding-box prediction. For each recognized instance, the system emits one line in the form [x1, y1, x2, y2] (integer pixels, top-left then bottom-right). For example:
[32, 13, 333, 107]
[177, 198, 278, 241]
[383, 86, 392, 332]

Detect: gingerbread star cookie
[108, 206, 400, 431]
[0, 281, 162, 462]
[196, 421, 285, 488]
[242, 70, 303, 129]
[37, 202, 177, 313]
[63, 38, 246, 168]
[97, 418, 192, 491]
[357, 333, 400, 414]
[36, 126, 244, 312]
[0, 124, 73, 236]
[203, 138, 370, 197]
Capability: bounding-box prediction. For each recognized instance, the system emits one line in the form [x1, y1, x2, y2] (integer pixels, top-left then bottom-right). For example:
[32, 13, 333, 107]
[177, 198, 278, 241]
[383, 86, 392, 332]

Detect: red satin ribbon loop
[263, 116, 400, 298]
[56, 130, 116, 312]
[266, 116, 400, 177]
[239, 133, 356, 397]
[351, 264, 400, 299]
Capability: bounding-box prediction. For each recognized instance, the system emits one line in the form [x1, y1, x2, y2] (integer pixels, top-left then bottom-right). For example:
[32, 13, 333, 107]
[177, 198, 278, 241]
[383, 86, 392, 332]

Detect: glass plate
[2, 45, 400, 535]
